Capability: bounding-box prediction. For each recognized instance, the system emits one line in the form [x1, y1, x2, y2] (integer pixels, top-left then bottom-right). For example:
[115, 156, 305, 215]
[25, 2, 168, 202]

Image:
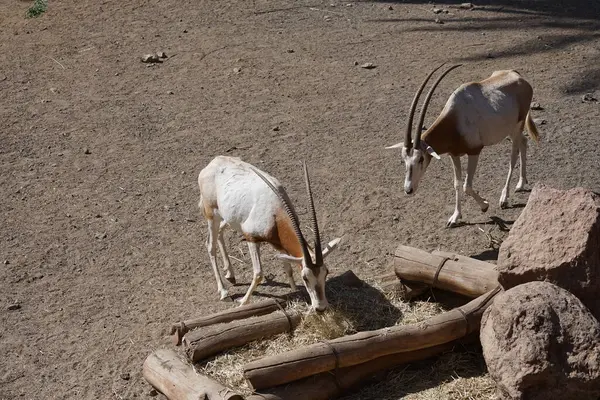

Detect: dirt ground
[1, 0, 599, 399]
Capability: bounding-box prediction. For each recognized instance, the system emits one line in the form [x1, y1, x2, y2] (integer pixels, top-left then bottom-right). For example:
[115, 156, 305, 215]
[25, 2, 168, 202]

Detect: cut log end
[171, 322, 186, 346]
[143, 349, 243, 400]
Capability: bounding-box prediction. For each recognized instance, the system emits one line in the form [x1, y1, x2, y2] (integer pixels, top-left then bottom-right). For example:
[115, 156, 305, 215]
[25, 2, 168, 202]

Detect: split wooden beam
[143, 348, 243, 400]
[183, 310, 301, 362]
[170, 298, 287, 345]
[393, 245, 498, 298]
[243, 287, 501, 390]
[245, 341, 459, 400]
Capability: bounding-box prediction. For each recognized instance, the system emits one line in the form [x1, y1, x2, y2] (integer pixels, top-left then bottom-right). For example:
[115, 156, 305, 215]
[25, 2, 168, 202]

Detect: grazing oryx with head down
[386, 64, 540, 227]
[198, 156, 340, 312]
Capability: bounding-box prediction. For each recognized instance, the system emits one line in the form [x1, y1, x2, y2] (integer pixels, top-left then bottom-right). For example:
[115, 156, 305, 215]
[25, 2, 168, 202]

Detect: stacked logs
[143, 245, 501, 400]
[144, 298, 299, 400]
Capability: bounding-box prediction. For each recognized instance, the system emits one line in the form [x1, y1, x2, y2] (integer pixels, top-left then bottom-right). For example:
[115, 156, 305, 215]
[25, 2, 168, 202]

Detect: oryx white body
[447, 71, 529, 148]
[388, 66, 539, 227]
[198, 156, 339, 311]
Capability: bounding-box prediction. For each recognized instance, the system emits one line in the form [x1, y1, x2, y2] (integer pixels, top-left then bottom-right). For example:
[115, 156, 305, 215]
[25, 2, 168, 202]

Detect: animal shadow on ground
[327, 272, 404, 331]
[229, 270, 403, 330]
[463, 215, 514, 230]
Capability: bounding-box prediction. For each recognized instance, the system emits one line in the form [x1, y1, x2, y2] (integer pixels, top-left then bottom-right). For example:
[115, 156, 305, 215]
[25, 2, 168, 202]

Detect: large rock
[497, 184, 600, 319]
[481, 282, 600, 400]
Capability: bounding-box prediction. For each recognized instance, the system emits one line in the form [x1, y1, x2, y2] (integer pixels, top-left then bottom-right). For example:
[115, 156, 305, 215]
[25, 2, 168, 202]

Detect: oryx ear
[385, 142, 404, 150]
[420, 142, 441, 159]
[277, 254, 304, 263]
[322, 238, 341, 259]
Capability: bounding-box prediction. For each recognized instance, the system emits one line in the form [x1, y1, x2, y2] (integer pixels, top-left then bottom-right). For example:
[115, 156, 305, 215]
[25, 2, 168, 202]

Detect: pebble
[435, 18, 444, 24]
[360, 62, 376, 69]
[582, 93, 598, 103]
[141, 54, 159, 63]
[8, 304, 21, 311]
[120, 373, 130, 381]
[530, 101, 544, 110]
[233, 67, 242, 74]
[84, 148, 91, 155]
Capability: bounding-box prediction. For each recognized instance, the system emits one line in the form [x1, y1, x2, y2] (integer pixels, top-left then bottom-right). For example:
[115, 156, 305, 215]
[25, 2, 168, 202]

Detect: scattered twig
[45, 56, 66, 70]
[477, 226, 503, 249]
[229, 255, 245, 264]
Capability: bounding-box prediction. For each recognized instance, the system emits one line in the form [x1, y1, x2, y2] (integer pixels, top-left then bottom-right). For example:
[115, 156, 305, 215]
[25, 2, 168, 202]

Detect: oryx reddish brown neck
[413, 64, 463, 153]
[259, 210, 305, 260]
[251, 162, 324, 268]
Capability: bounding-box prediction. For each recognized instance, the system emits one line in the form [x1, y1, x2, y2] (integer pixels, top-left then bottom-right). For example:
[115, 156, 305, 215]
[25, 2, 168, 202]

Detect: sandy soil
[1, 0, 599, 399]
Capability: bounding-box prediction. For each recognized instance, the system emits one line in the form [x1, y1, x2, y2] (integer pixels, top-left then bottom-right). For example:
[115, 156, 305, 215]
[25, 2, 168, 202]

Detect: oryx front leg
[515, 134, 528, 192]
[283, 262, 297, 291]
[464, 155, 489, 213]
[216, 222, 236, 284]
[500, 139, 520, 209]
[237, 241, 264, 306]
[206, 218, 230, 301]
[447, 156, 463, 228]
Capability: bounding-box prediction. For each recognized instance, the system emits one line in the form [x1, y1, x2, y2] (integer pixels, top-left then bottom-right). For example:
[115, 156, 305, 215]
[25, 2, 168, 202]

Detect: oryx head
[251, 162, 340, 312]
[386, 63, 462, 194]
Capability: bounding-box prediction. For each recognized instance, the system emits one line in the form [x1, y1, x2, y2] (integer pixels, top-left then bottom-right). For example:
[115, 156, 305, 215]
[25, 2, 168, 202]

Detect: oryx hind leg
[515, 133, 529, 192]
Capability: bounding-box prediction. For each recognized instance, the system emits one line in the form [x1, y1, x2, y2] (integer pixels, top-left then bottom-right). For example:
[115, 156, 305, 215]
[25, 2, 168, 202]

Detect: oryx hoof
[219, 290, 233, 302]
[500, 201, 509, 209]
[446, 212, 462, 228]
[236, 297, 249, 306]
[481, 202, 489, 213]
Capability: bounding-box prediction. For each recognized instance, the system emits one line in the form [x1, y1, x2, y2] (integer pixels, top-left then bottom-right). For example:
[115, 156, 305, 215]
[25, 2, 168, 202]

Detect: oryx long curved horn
[415, 64, 462, 149]
[250, 167, 313, 265]
[404, 62, 446, 150]
[302, 161, 322, 266]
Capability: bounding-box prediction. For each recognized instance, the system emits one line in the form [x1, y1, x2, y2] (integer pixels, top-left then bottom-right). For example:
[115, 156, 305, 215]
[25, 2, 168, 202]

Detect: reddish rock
[497, 184, 600, 319]
[481, 282, 600, 400]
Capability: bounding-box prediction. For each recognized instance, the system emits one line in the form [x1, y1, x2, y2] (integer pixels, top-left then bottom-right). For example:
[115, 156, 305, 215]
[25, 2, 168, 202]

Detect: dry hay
[196, 276, 495, 399]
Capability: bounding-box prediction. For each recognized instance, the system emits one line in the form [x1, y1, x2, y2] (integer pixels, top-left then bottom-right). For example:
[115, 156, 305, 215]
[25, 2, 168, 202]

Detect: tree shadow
[363, 0, 600, 93]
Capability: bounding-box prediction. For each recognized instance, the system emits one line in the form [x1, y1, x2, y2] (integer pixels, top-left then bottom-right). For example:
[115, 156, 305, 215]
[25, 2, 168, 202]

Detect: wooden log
[143, 348, 243, 400]
[183, 310, 301, 362]
[246, 341, 456, 400]
[431, 250, 497, 270]
[394, 245, 498, 297]
[170, 298, 287, 345]
[243, 287, 500, 390]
